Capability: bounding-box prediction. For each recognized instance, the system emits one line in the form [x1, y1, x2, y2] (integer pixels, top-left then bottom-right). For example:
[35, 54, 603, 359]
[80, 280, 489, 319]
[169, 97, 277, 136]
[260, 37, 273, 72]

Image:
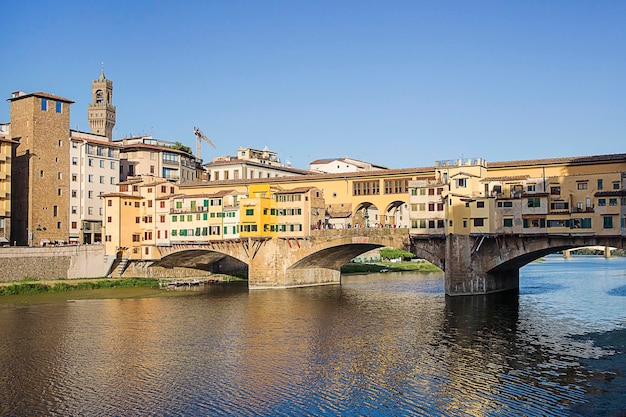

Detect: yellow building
[239, 184, 278, 238]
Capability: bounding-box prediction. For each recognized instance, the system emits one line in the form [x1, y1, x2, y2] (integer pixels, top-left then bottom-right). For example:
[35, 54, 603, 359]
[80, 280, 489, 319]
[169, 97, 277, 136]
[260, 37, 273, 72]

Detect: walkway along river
[0, 255, 625, 416]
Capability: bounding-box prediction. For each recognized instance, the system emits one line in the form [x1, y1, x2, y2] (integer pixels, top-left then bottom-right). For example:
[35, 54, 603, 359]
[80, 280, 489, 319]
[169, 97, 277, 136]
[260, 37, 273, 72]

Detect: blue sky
[1, 1, 624, 169]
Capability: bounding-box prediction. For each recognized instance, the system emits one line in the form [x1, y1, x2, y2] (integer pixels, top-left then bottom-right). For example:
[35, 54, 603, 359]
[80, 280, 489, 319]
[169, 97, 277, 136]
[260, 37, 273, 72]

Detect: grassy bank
[341, 261, 441, 274]
[0, 278, 160, 296]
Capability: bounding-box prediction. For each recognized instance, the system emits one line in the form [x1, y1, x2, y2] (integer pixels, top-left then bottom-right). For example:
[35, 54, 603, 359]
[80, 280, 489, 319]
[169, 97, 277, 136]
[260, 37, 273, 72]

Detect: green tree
[171, 141, 193, 155]
[379, 248, 414, 261]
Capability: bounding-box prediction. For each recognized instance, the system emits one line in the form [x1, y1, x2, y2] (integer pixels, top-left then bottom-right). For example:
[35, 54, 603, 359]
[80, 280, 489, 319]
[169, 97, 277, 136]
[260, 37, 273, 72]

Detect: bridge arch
[289, 243, 384, 270]
[384, 200, 410, 228]
[445, 234, 626, 296]
[353, 202, 379, 228]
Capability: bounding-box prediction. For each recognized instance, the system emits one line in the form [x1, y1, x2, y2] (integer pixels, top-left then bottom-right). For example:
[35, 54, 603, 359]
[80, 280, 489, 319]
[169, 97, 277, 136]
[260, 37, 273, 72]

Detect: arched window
[96, 90, 104, 105]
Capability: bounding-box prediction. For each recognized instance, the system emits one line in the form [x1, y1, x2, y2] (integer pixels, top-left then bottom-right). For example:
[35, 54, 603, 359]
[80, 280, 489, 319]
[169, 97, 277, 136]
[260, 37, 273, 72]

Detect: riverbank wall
[0, 245, 110, 282]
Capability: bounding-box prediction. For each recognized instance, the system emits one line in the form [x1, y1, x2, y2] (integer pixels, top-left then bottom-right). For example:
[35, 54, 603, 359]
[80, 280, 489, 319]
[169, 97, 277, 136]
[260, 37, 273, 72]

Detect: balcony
[571, 206, 595, 214]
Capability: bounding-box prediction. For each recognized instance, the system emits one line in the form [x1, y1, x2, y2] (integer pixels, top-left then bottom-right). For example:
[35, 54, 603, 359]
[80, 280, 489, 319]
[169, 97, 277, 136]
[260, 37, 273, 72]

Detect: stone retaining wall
[0, 245, 108, 282]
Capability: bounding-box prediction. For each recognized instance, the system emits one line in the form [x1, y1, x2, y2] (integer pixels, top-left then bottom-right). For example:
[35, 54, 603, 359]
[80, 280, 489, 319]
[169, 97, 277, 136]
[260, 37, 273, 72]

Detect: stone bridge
[156, 228, 410, 288]
[154, 230, 624, 295]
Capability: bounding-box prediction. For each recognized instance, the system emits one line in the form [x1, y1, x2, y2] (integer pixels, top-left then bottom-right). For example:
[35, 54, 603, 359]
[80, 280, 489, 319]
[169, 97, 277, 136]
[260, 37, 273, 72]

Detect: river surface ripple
[0, 255, 625, 416]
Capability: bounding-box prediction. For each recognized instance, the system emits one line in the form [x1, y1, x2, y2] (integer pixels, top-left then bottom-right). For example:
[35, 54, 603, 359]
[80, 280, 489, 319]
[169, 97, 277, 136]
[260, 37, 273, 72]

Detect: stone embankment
[0, 245, 110, 282]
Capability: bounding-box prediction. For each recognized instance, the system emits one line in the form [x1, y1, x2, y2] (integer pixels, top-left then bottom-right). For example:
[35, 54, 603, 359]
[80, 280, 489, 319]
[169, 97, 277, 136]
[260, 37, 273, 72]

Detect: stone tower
[8, 91, 73, 245]
[88, 68, 116, 140]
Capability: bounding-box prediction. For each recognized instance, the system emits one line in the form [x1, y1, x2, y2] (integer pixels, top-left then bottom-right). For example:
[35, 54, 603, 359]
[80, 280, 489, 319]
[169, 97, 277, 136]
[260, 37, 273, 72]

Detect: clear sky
[1, 1, 624, 170]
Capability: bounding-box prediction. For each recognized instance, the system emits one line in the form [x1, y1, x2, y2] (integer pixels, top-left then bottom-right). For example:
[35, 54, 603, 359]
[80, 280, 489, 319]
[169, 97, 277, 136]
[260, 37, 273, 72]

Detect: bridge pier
[247, 238, 342, 289]
[445, 235, 519, 296]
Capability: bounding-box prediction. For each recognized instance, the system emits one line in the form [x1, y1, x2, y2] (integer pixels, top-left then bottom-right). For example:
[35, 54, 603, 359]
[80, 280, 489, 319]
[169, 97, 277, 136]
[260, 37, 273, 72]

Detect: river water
[1, 255, 625, 416]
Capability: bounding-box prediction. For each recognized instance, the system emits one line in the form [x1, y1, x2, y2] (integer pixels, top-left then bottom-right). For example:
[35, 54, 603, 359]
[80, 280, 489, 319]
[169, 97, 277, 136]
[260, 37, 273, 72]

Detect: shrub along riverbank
[341, 261, 441, 274]
[0, 278, 160, 296]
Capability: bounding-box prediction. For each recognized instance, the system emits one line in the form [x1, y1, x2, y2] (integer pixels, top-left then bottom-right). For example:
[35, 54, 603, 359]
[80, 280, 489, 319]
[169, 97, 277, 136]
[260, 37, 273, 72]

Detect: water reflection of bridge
[154, 228, 625, 296]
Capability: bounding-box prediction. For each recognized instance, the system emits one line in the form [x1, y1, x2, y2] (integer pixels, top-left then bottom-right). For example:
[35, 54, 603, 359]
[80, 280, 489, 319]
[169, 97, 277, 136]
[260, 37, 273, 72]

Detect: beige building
[116, 136, 199, 183]
[206, 146, 310, 181]
[102, 177, 178, 261]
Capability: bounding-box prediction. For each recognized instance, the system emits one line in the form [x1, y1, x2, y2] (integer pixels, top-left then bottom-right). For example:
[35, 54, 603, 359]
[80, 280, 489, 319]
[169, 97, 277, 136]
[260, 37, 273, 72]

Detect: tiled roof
[595, 190, 626, 197]
[8, 91, 74, 103]
[489, 153, 626, 168]
[481, 175, 530, 182]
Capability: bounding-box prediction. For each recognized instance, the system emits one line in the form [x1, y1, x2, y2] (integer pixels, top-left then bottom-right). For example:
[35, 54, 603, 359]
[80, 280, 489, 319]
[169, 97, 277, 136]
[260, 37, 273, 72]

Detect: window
[503, 218, 513, 227]
[497, 201, 513, 208]
[71, 222, 77, 229]
[108, 200, 113, 206]
[597, 179, 603, 190]
[598, 199, 606, 207]
[71, 206, 77, 214]
[72, 157, 78, 165]
[527, 185, 536, 192]
[527, 198, 541, 208]
[613, 182, 620, 190]
[456, 178, 467, 188]
[245, 208, 254, 216]
[88, 159, 93, 167]
[107, 216, 112, 223]
[550, 202, 569, 210]
[88, 191, 94, 199]
[88, 207, 93, 215]
[135, 217, 140, 224]
[41, 98, 47, 111]
[111, 161, 115, 170]
[609, 198, 618, 206]
[473, 218, 484, 227]
[577, 182, 588, 190]
[88, 174, 93, 183]
[604, 216, 613, 229]
[477, 201, 485, 208]
[53, 206, 58, 217]
[55, 101, 62, 113]
[57, 172, 62, 179]
[99, 176, 105, 184]
[550, 186, 561, 195]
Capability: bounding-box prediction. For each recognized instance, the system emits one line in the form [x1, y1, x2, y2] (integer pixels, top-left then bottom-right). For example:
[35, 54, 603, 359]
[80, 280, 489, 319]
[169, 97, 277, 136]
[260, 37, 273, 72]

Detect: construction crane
[193, 126, 215, 162]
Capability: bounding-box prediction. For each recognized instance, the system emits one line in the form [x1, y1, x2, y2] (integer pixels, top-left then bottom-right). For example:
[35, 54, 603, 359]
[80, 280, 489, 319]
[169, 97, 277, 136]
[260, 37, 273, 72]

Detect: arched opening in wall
[353, 202, 379, 228]
[385, 200, 410, 228]
[154, 250, 248, 279]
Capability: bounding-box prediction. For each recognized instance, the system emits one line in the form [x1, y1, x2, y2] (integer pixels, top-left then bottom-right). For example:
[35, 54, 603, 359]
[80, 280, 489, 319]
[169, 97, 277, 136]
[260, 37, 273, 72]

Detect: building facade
[69, 130, 120, 243]
[8, 91, 74, 246]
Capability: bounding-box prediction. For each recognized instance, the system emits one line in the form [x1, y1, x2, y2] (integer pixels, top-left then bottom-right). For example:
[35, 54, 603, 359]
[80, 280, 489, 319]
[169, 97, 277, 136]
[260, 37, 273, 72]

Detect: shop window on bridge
[523, 218, 545, 228]
[598, 199, 606, 206]
[473, 218, 485, 227]
[547, 219, 570, 228]
[497, 201, 513, 208]
[477, 201, 485, 208]
[571, 218, 592, 229]
[609, 198, 618, 206]
[603, 216, 614, 229]
[172, 230, 177, 236]
[503, 218, 513, 227]
[613, 182, 620, 190]
[437, 220, 444, 228]
[428, 188, 435, 196]
[550, 186, 561, 195]
[428, 220, 435, 228]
